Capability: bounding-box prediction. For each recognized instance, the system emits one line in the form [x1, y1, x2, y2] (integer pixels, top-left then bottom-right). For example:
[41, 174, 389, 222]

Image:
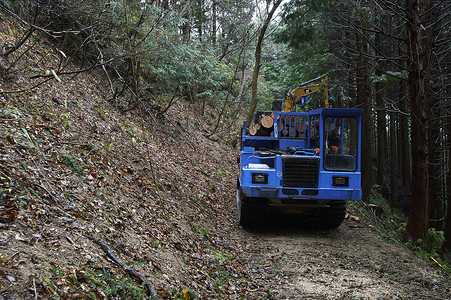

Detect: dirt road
[225, 217, 450, 299]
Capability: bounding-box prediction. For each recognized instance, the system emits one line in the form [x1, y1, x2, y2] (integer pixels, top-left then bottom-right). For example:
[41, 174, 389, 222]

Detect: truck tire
[316, 200, 346, 229]
[236, 189, 268, 228]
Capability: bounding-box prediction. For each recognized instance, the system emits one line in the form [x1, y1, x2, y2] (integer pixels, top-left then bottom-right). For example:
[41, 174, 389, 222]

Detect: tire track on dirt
[230, 219, 450, 299]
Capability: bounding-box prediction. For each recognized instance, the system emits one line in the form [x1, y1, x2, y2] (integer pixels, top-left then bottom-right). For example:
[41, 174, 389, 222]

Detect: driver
[327, 119, 341, 153]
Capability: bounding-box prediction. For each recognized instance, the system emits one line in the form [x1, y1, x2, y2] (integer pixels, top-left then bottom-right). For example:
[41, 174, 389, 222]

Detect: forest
[0, 0, 450, 298]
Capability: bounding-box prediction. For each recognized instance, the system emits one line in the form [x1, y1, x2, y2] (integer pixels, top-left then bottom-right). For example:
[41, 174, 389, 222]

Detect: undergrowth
[349, 185, 406, 243]
[349, 185, 451, 274]
[415, 228, 450, 273]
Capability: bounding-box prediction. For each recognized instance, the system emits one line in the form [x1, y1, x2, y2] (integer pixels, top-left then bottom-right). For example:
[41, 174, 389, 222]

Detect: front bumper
[240, 185, 362, 203]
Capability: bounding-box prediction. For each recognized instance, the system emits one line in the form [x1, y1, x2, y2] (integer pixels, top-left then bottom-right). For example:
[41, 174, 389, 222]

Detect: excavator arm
[284, 75, 329, 112]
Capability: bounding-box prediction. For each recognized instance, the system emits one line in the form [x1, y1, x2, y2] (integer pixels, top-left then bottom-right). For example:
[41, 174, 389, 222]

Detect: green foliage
[351, 186, 451, 272]
[414, 228, 450, 273]
[277, 0, 330, 49]
[82, 268, 147, 299]
[150, 240, 165, 251]
[62, 154, 84, 175]
[143, 41, 233, 100]
[275, 0, 353, 108]
[349, 185, 406, 243]
[188, 221, 209, 236]
[371, 71, 409, 85]
[57, 112, 72, 128]
[164, 287, 197, 300]
[256, 78, 277, 111]
[212, 250, 234, 262]
[368, 185, 406, 243]
[13, 1, 237, 108]
[423, 228, 445, 254]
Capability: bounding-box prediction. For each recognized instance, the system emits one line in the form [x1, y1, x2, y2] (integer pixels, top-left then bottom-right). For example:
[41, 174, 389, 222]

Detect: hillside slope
[1, 15, 450, 300]
[0, 17, 256, 299]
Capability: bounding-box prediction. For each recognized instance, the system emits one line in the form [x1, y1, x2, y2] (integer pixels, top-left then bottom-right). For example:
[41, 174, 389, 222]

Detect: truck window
[324, 117, 358, 171]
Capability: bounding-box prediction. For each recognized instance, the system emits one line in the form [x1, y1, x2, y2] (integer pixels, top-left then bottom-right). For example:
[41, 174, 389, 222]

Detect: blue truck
[237, 107, 363, 228]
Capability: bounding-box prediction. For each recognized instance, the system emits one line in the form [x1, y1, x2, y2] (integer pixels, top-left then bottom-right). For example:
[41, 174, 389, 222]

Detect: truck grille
[282, 156, 319, 188]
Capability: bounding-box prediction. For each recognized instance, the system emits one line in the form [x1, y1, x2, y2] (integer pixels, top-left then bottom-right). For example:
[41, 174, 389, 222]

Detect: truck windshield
[323, 117, 358, 171]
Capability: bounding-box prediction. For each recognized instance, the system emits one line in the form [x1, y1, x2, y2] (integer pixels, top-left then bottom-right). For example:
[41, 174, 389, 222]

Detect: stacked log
[278, 115, 309, 138]
[261, 114, 274, 129]
[278, 116, 318, 138]
[247, 112, 274, 136]
[246, 112, 318, 138]
[248, 122, 261, 136]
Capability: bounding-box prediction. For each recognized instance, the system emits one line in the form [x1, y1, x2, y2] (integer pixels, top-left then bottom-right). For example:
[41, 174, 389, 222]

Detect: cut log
[256, 126, 272, 136]
[254, 123, 261, 130]
[261, 115, 274, 129]
[249, 125, 258, 136]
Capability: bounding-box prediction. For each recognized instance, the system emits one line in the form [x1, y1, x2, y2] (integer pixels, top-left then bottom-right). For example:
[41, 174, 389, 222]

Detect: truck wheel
[317, 200, 346, 229]
[236, 189, 268, 228]
[236, 189, 250, 227]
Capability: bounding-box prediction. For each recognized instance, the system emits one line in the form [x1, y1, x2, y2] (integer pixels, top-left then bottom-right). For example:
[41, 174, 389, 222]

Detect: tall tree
[212, 0, 217, 45]
[375, 31, 387, 189]
[274, 0, 451, 245]
[445, 126, 451, 250]
[403, 0, 433, 241]
[389, 112, 398, 206]
[245, 0, 283, 125]
[355, 24, 373, 203]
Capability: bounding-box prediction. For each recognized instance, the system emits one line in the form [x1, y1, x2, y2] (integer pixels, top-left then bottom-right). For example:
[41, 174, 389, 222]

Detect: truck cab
[237, 108, 363, 228]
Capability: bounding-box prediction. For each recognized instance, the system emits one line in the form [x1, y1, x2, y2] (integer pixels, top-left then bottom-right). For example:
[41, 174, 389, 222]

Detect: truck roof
[308, 107, 363, 117]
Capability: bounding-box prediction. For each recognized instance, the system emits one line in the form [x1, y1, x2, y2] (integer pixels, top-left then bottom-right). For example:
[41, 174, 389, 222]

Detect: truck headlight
[252, 173, 268, 184]
[333, 176, 349, 187]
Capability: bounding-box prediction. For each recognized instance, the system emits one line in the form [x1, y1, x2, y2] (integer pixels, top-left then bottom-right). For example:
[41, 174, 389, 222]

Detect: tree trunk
[400, 84, 411, 188]
[375, 95, 386, 187]
[355, 30, 372, 203]
[428, 105, 443, 229]
[245, 0, 282, 126]
[389, 112, 397, 207]
[197, 0, 203, 42]
[403, 0, 432, 241]
[212, 0, 217, 46]
[375, 32, 387, 188]
[444, 125, 451, 250]
[181, 0, 192, 42]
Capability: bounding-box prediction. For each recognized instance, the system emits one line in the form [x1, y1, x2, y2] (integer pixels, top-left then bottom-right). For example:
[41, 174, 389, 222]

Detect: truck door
[323, 116, 358, 171]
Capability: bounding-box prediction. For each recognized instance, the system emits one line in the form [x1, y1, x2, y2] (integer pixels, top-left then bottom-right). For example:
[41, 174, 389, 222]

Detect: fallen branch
[89, 236, 157, 298]
[429, 255, 448, 273]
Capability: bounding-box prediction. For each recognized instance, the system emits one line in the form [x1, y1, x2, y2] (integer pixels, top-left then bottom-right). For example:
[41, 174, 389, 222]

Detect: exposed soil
[0, 15, 450, 300]
[231, 221, 450, 299]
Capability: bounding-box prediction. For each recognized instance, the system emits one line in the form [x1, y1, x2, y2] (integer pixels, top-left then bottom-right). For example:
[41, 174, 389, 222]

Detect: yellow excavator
[284, 75, 329, 112]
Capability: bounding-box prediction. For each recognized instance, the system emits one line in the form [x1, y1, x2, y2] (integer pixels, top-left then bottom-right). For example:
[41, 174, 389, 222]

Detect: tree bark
[444, 125, 451, 250]
[375, 32, 387, 188]
[212, 0, 217, 46]
[389, 112, 397, 207]
[403, 0, 432, 241]
[181, 0, 192, 42]
[400, 84, 411, 188]
[428, 104, 443, 229]
[355, 29, 372, 203]
[197, 0, 203, 42]
[245, 0, 282, 126]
